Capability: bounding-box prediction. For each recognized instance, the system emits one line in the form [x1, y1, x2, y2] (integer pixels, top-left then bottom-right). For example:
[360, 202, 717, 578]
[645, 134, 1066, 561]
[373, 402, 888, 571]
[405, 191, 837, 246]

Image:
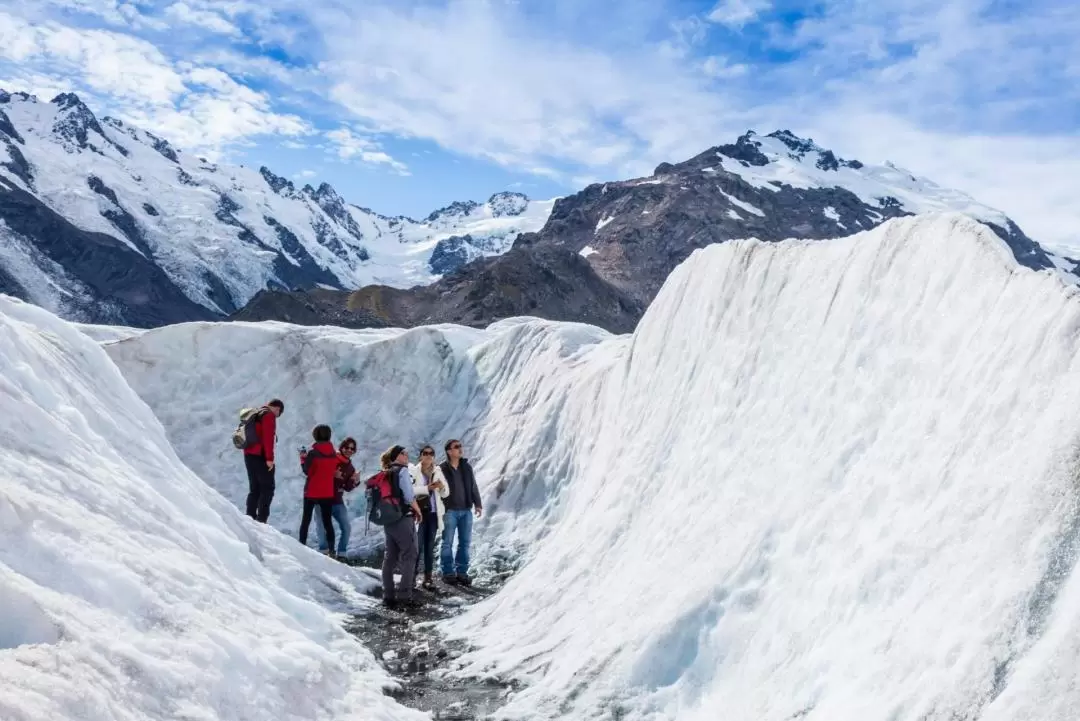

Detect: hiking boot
[443, 574, 460, 586]
[422, 574, 436, 591]
[382, 598, 401, 610]
[457, 575, 473, 587]
[400, 598, 423, 611]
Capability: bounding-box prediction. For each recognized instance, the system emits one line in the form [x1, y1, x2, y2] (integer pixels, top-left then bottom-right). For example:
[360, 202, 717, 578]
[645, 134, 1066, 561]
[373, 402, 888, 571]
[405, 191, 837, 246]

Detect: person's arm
[262, 413, 276, 467]
[398, 467, 422, 521]
[468, 464, 483, 517]
[410, 466, 429, 498]
[435, 468, 450, 498]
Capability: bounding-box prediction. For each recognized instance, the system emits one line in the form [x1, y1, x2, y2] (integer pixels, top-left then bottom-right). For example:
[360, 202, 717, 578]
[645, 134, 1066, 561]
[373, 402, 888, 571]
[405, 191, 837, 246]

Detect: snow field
[0, 296, 423, 721]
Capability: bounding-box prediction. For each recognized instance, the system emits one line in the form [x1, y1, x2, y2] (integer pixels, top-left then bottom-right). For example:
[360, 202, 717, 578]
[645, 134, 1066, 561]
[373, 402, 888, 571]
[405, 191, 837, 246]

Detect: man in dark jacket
[439, 439, 483, 585]
[243, 399, 284, 522]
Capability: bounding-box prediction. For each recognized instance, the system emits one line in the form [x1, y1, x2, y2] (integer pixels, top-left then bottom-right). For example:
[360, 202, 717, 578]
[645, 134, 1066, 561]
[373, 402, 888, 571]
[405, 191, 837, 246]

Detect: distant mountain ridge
[235, 129, 1076, 332]
[1, 88, 1072, 332]
[0, 89, 554, 326]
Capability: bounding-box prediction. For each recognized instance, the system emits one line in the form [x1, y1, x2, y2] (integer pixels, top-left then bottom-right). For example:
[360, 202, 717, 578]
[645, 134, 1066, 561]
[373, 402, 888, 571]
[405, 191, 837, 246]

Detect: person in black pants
[243, 399, 284, 522]
[297, 425, 340, 556]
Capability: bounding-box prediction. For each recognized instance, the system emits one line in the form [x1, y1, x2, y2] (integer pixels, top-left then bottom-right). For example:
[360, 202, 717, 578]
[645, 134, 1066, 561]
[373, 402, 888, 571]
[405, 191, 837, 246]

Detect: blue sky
[0, 0, 1077, 247]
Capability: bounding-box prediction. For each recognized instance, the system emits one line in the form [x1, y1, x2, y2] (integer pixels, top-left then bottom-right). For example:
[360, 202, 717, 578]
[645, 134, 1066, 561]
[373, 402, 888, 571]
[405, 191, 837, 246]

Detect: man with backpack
[440, 439, 483, 586]
[235, 399, 284, 523]
[368, 445, 422, 609]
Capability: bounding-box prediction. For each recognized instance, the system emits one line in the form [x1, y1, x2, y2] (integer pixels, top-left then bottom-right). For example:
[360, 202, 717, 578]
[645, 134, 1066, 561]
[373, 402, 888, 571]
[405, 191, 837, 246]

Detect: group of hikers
[233, 399, 484, 609]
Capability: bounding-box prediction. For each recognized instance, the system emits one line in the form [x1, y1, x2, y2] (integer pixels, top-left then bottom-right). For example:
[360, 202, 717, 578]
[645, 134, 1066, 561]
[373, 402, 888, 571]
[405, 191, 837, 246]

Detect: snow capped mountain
[238, 127, 1074, 333]
[0, 90, 554, 326]
[519, 129, 1068, 310]
[95, 213, 1080, 720]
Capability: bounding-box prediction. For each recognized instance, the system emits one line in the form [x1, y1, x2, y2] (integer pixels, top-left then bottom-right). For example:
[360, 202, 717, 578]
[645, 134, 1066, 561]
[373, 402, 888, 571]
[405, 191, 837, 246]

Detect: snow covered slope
[0, 296, 421, 721]
[105, 213, 1080, 720]
[0, 89, 553, 325]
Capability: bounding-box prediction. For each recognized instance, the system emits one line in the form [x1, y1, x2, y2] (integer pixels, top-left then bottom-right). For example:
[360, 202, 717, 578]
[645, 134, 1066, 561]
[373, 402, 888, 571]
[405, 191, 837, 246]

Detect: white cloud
[701, 55, 749, 78]
[706, 0, 771, 28]
[314, 2, 737, 182]
[294, 169, 317, 179]
[325, 127, 410, 175]
[0, 10, 310, 153]
[805, 110, 1080, 253]
[164, 1, 240, 36]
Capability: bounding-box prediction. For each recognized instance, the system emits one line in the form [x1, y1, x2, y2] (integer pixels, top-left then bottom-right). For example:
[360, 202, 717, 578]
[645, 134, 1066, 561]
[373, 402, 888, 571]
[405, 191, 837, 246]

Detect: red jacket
[243, 410, 276, 462]
[334, 454, 359, 504]
[302, 442, 339, 499]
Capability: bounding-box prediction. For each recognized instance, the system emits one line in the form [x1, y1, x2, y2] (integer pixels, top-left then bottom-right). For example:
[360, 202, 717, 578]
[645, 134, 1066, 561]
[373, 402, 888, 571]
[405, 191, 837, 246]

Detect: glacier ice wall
[102, 213, 1080, 720]
[0, 297, 422, 721]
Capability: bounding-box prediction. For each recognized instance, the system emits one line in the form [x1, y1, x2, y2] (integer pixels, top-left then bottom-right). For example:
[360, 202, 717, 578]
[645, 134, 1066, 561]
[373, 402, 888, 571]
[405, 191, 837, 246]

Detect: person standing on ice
[411, 445, 449, 590]
[315, 437, 360, 559]
[439, 439, 483, 586]
[243, 398, 284, 523]
[377, 445, 423, 609]
[297, 424, 339, 557]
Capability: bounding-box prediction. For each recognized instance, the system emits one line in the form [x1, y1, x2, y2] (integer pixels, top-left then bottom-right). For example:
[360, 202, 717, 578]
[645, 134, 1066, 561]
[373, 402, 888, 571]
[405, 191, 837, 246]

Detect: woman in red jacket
[298, 424, 340, 556]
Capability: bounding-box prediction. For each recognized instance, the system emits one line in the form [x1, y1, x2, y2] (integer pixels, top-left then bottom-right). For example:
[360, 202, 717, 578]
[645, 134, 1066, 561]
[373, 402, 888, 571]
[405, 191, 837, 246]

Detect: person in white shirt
[411, 444, 449, 590]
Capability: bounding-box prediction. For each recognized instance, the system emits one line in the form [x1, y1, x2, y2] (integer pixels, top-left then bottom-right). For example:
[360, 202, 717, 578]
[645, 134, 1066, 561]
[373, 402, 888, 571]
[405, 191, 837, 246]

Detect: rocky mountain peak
[260, 166, 296, 195]
[714, 131, 770, 167]
[426, 200, 481, 224]
[487, 191, 529, 217]
[49, 92, 126, 156]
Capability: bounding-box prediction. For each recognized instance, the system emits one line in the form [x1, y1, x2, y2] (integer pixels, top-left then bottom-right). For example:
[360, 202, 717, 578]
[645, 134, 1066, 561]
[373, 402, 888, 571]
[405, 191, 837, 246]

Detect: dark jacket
[440, 458, 482, 511]
[243, 409, 276, 462]
[334, 454, 359, 505]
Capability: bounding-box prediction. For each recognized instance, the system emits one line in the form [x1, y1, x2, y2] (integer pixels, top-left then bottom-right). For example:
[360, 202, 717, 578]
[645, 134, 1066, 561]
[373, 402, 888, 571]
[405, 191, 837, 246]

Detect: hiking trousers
[415, 510, 439, 577]
[383, 515, 418, 601]
[244, 454, 275, 523]
[316, 502, 351, 555]
[299, 498, 335, 552]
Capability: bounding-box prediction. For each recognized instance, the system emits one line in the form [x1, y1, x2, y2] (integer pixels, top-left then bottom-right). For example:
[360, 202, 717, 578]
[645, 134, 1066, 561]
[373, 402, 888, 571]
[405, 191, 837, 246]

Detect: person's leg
[244, 454, 261, 519]
[318, 500, 335, 555]
[456, 509, 474, 577]
[256, 464, 275, 523]
[423, 515, 438, 577]
[333, 503, 350, 556]
[315, 500, 330, 551]
[415, 517, 426, 577]
[440, 511, 459, 577]
[382, 528, 401, 600]
[394, 517, 418, 600]
[298, 499, 315, 545]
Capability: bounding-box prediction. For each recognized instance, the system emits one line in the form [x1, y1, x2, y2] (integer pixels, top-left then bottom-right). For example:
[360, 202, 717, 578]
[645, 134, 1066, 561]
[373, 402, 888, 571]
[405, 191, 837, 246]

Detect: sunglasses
[343, 446, 356, 452]
[421, 450, 435, 456]
[450, 444, 462, 450]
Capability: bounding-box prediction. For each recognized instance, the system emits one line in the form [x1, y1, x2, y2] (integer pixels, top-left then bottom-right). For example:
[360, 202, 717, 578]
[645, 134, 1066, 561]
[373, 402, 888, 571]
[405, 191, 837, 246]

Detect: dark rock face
[0, 180, 214, 326]
[488, 191, 528, 217]
[260, 166, 295, 195]
[429, 234, 475, 275]
[234, 246, 643, 334]
[426, 200, 480, 224]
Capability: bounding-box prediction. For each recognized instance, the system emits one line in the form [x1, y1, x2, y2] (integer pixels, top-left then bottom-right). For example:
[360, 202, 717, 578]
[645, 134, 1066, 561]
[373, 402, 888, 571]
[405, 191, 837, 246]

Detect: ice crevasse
[19, 211, 1080, 720]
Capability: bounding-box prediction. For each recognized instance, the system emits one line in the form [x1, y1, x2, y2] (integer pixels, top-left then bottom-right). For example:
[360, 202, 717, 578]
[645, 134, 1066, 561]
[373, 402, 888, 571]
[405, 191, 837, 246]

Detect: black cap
[388, 444, 407, 463]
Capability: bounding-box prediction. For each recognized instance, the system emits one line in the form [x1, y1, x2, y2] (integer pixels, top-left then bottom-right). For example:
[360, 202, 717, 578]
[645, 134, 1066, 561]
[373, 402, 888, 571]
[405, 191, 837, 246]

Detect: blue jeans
[316, 503, 351, 555]
[441, 509, 473, 576]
